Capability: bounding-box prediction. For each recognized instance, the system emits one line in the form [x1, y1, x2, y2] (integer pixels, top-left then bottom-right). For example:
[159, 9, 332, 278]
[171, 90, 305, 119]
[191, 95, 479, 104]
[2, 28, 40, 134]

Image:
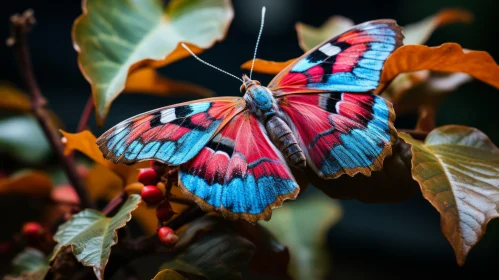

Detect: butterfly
[96, 16, 404, 223]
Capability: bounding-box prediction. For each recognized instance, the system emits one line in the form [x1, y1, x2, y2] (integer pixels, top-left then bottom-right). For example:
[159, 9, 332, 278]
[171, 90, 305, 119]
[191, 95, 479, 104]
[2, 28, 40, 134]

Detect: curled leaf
[153, 269, 189, 280]
[296, 16, 354, 51]
[415, 105, 436, 133]
[50, 194, 141, 280]
[124, 68, 215, 97]
[403, 8, 473, 45]
[378, 43, 499, 93]
[0, 170, 52, 197]
[240, 58, 294, 75]
[73, 0, 234, 124]
[399, 126, 499, 266]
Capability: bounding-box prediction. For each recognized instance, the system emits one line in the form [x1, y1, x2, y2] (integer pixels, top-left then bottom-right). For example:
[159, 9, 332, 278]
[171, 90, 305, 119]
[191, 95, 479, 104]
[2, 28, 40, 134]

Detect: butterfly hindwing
[96, 97, 245, 165]
[179, 110, 299, 223]
[277, 92, 396, 178]
[269, 19, 404, 94]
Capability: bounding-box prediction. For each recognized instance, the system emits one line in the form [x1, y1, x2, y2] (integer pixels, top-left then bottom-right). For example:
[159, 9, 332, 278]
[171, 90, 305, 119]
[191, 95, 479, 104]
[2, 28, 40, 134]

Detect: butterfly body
[97, 19, 404, 223]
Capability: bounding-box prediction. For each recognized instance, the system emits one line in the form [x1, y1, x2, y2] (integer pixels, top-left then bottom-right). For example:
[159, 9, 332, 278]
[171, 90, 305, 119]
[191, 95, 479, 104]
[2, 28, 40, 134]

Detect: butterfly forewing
[96, 97, 246, 165]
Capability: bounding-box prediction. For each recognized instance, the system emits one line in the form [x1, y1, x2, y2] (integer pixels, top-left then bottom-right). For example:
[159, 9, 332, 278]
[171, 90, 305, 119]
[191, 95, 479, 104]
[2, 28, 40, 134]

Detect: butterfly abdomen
[265, 115, 306, 168]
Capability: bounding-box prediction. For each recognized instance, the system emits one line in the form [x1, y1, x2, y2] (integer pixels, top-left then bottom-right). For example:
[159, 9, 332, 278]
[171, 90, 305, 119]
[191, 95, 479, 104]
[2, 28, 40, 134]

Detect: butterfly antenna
[249, 6, 266, 79]
[181, 43, 243, 83]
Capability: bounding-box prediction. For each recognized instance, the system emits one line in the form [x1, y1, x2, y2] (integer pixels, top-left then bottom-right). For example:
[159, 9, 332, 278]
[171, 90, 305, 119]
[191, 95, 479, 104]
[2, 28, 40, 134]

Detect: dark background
[1, 0, 499, 279]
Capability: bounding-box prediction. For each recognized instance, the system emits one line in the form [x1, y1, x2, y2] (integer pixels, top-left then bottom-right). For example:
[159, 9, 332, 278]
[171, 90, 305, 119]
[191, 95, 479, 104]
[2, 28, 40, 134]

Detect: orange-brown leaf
[378, 43, 499, 93]
[0, 81, 31, 112]
[0, 170, 52, 197]
[124, 68, 215, 97]
[240, 58, 295, 75]
[60, 130, 131, 180]
[415, 105, 436, 132]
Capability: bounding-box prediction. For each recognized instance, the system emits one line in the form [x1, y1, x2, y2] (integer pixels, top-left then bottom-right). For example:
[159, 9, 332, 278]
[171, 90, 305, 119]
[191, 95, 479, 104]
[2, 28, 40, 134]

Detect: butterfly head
[241, 74, 274, 114]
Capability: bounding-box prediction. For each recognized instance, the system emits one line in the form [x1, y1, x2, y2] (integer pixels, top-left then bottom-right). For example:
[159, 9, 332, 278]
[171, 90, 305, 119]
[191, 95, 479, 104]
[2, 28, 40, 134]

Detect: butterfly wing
[96, 97, 246, 165]
[277, 92, 396, 179]
[268, 19, 403, 95]
[179, 110, 299, 223]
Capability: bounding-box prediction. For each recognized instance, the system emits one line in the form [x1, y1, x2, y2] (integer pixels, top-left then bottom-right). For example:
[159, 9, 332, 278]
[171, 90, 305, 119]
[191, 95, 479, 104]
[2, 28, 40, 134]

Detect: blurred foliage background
[1, 0, 498, 279]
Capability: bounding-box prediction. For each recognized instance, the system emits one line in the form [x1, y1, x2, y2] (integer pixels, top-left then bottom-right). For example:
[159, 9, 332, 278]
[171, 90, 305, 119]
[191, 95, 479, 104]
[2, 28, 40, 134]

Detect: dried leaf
[153, 269, 189, 280]
[0, 81, 31, 112]
[378, 43, 499, 93]
[415, 105, 436, 132]
[124, 68, 215, 97]
[296, 15, 354, 51]
[50, 194, 141, 280]
[73, 0, 234, 125]
[240, 58, 294, 75]
[403, 8, 473, 45]
[260, 191, 341, 280]
[0, 170, 52, 197]
[399, 126, 499, 266]
[60, 130, 131, 180]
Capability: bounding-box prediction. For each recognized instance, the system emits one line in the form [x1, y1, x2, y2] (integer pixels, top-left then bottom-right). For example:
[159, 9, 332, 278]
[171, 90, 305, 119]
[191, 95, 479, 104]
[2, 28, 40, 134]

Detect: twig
[77, 95, 94, 133]
[8, 9, 94, 209]
[167, 205, 205, 230]
[397, 129, 429, 141]
[102, 191, 126, 216]
[168, 195, 196, 206]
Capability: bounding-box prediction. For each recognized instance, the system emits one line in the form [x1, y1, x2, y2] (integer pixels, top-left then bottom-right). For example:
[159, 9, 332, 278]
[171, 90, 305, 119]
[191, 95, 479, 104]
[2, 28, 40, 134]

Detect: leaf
[153, 269, 189, 280]
[50, 194, 141, 280]
[0, 170, 52, 197]
[0, 116, 51, 164]
[164, 215, 255, 280]
[381, 71, 472, 114]
[8, 248, 49, 280]
[260, 191, 342, 280]
[73, 0, 234, 125]
[403, 8, 473, 45]
[378, 43, 499, 93]
[60, 130, 131, 180]
[296, 15, 354, 52]
[240, 58, 294, 75]
[0, 81, 31, 112]
[399, 126, 499, 266]
[124, 68, 215, 97]
[415, 105, 436, 132]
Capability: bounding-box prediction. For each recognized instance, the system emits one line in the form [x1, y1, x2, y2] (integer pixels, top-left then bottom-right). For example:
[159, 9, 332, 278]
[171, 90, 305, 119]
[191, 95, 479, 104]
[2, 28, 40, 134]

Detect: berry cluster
[137, 161, 178, 247]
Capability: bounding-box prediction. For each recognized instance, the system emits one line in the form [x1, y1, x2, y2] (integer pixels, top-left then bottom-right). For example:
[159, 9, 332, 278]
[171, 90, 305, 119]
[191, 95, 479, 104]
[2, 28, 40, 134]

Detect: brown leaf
[298, 139, 420, 203]
[124, 68, 215, 97]
[403, 8, 473, 45]
[377, 43, 499, 93]
[60, 130, 132, 180]
[0, 170, 52, 197]
[415, 105, 436, 132]
[240, 58, 295, 75]
[399, 126, 499, 265]
[0, 81, 31, 112]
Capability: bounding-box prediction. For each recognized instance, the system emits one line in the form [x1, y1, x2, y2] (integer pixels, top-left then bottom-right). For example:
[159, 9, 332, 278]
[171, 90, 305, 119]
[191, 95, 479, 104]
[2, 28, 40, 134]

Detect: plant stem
[167, 205, 205, 230]
[8, 9, 95, 209]
[77, 95, 94, 132]
[102, 191, 126, 216]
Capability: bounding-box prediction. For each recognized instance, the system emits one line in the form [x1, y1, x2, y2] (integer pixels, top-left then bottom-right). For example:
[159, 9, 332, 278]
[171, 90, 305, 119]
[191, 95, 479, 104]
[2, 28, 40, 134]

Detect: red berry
[22, 222, 44, 240]
[137, 168, 160, 186]
[140, 185, 164, 205]
[156, 199, 174, 222]
[157, 226, 178, 247]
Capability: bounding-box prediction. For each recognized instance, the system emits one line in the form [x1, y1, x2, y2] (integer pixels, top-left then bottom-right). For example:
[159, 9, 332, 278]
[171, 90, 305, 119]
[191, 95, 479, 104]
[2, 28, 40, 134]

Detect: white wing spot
[160, 108, 176, 124]
[319, 43, 341, 57]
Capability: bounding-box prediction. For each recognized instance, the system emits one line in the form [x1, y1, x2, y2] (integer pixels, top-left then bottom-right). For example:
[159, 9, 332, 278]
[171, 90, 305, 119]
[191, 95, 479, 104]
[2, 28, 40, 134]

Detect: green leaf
[259, 191, 342, 280]
[153, 269, 190, 280]
[8, 248, 49, 280]
[49, 194, 142, 280]
[399, 126, 499, 266]
[73, 0, 233, 125]
[0, 116, 51, 164]
[162, 216, 255, 280]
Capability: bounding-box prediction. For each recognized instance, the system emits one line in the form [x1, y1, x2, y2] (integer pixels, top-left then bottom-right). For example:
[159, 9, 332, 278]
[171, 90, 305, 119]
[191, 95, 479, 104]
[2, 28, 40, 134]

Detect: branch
[8, 9, 95, 209]
[77, 95, 94, 133]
